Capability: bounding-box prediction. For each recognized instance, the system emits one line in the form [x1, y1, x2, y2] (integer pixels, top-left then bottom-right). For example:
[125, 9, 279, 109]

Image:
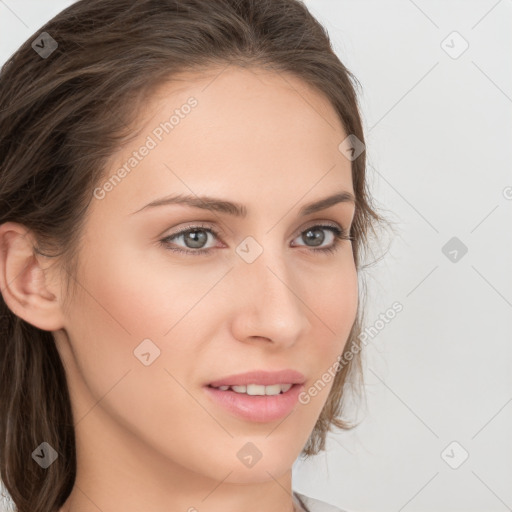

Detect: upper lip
[207, 369, 306, 387]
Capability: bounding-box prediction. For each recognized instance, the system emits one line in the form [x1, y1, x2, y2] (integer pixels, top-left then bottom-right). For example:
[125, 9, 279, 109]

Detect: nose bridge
[230, 239, 309, 343]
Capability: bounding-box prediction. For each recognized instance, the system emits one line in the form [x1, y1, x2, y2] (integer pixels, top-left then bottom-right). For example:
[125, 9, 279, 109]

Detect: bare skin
[0, 65, 358, 512]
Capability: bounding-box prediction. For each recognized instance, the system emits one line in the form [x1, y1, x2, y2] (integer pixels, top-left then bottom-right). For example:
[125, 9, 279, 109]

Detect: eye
[291, 223, 353, 254]
[159, 223, 220, 255]
[159, 222, 353, 256]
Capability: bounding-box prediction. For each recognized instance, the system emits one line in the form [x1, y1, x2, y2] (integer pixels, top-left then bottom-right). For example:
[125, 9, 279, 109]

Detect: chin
[222, 463, 293, 484]
[199, 443, 298, 484]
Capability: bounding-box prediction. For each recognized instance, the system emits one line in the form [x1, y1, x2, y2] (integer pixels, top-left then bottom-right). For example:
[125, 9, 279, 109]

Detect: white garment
[0, 479, 15, 512]
[293, 491, 348, 512]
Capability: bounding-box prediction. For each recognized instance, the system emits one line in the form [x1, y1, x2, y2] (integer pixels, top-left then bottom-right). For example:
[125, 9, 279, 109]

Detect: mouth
[206, 383, 294, 395]
[203, 382, 304, 423]
[206, 369, 306, 389]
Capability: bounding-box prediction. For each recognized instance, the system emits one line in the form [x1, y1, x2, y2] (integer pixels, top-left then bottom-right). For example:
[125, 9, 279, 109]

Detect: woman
[0, 1, 384, 511]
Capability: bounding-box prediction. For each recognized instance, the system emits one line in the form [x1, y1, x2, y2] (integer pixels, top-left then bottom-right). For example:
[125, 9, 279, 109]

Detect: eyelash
[159, 222, 354, 256]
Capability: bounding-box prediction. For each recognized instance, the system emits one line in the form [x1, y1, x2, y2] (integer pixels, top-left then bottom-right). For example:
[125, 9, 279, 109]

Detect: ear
[0, 222, 66, 331]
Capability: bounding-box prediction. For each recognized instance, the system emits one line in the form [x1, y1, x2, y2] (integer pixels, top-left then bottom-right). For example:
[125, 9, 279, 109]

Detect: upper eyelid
[163, 221, 347, 247]
[165, 220, 346, 238]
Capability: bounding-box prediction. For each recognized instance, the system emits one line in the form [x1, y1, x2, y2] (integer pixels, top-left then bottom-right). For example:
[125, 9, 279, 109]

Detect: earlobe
[0, 222, 66, 332]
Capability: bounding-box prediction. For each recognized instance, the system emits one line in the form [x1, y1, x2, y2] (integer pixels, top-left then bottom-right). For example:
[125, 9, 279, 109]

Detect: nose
[229, 245, 310, 348]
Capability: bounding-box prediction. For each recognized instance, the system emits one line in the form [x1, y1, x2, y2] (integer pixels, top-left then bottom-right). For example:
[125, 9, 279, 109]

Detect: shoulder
[293, 490, 349, 512]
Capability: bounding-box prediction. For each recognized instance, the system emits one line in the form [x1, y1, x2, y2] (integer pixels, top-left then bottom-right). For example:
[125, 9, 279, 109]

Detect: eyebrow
[130, 190, 355, 217]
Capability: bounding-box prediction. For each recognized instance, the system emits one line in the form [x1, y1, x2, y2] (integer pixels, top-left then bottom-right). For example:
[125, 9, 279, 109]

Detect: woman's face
[53, 65, 358, 488]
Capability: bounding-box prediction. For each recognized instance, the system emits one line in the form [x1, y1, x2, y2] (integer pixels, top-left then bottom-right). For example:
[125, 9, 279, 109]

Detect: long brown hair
[0, 1, 385, 511]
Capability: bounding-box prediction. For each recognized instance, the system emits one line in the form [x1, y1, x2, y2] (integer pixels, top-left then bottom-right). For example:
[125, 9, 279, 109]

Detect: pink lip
[203, 383, 304, 423]
[207, 369, 306, 387]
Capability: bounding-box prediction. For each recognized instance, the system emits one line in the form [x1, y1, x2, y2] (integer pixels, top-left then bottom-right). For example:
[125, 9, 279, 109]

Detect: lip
[203, 382, 304, 423]
[207, 369, 306, 387]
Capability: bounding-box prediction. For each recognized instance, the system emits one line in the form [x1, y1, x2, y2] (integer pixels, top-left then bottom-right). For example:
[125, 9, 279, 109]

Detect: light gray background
[1, 1, 511, 512]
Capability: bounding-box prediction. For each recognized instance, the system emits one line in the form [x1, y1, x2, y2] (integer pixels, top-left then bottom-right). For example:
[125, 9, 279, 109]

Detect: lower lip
[203, 383, 304, 423]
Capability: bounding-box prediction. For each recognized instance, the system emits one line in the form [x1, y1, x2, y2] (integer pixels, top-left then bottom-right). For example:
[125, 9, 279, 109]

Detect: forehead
[93, 65, 353, 217]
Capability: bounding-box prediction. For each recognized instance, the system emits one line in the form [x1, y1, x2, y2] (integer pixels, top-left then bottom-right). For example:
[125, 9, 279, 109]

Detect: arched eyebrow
[130, 191, 355, 217]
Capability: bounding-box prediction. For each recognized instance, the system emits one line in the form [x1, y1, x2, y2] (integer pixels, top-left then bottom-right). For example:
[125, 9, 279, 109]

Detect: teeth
[213, 383, 293, 395]
[248, 384, 278, 396]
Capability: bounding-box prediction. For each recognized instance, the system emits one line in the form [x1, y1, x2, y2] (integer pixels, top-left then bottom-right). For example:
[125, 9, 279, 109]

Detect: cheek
[64, 240, 226, 394]
[307, 256, 358, 349]
[61, 245, 217, 455]
[77, 239, 223, 340]
[297, 259, 358, 407]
